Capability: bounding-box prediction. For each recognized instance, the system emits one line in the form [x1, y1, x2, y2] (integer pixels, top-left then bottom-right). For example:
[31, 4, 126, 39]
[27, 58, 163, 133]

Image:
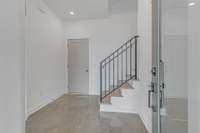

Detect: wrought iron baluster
[109, 57, 111, 93]
[130, 40, 133, 77]
[100, 62, 102, 102]
[104, 61, 107, 95]
[121, 47, 124, 82]
[126, 43, 128, 80]
[135, 38, 138, 79]
[117, 50, 119, 87]
[113, 54, 115, 90]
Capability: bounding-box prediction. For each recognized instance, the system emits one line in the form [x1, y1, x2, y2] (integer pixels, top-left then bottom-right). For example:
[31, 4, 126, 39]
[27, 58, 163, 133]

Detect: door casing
[67, 39, 90, 95]
[151, 0, 162, 133]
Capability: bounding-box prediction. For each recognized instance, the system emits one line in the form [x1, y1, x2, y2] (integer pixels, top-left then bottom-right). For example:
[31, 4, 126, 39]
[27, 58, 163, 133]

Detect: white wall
[27, 0, 66, 116]
[65, 12, 138, 95]
[188, 2, 200, 133]
[162, 3, 188, 99]
[0, 0, 25, 132]
[137, 0, 152, 132]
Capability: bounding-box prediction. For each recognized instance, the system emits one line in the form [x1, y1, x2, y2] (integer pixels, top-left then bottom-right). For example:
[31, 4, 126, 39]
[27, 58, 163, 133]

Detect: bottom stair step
[121, 82, 134, 89]
[101, 81, 135, 104]
[111, 89, 122, 97]
[102, 95, 111, 104]
[102, 89, 122, 104]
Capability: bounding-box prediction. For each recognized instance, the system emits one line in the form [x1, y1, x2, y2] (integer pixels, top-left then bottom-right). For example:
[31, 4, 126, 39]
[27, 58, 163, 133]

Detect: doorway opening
[67, 39, 89, 95]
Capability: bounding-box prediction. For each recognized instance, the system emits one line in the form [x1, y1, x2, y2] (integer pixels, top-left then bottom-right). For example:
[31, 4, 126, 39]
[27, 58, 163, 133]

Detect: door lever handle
[160, 83, 165, 108]
[148, 89, 154, 108]
[148, 82, 155, 108]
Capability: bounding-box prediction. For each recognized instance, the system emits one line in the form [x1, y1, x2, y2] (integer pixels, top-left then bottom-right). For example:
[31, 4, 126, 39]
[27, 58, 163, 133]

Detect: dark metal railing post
[126, 43, 128, 80]
[113, 54, 115, 90]
[117, 50, 119, 87]
[130, 40, 133, 77]
[135, 37, 138, 80]
[121, 48, 124, 81]
[100, 62, 102, 102]
[109, 57, 111, 93]
[105, 62, 107, 95]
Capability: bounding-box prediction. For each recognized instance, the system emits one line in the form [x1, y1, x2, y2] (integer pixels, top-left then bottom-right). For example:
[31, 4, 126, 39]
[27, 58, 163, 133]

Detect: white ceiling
[43, 0, 109, 21]
[162, 0, 189, 9]
[43, 0, 137, 21]
[109, 0, 137, 14]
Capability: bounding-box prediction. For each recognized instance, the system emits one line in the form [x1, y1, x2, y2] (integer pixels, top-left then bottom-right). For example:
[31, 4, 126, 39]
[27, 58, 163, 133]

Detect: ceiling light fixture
[188, 2, 196, 6]
[69, 11, 75, 15]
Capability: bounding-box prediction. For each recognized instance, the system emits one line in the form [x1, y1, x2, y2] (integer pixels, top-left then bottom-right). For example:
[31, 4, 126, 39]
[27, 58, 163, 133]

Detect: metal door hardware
[148, 82, 155, 109]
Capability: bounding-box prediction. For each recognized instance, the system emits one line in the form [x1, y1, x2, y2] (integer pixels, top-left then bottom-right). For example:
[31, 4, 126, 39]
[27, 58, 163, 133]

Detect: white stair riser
[100, 89, 138, 113]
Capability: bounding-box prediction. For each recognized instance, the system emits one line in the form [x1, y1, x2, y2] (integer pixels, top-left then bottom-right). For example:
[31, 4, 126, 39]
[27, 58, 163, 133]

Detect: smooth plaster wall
[27, 0, 66, 116]
[137, 0, 152, 132]
[65, 12, 138, 95]
[0, 0, 25, 132]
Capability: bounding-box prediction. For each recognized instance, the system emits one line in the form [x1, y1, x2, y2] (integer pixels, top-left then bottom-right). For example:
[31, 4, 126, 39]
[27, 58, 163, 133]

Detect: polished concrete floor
[161, 98, 188, 133]
[26, 95, 148, 133]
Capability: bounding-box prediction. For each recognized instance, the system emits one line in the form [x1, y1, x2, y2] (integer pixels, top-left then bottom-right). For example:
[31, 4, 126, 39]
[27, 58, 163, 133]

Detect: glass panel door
[161, 0, 188, 133]
[188, 1, 200, 132]
[152, 0, 200, 133]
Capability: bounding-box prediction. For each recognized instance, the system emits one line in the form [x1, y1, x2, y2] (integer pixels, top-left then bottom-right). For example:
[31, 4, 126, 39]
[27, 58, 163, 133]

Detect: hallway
[26, 95, 148, 133]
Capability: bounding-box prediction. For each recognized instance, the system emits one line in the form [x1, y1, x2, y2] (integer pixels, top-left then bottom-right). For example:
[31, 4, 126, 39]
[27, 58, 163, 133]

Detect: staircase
[100, 35, 139, 104]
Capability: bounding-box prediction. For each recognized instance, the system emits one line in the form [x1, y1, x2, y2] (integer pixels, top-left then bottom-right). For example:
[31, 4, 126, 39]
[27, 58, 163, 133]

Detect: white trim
[139, 112, 152, 133]
[65, 40, 69, 94]
[66, 38, 92, 95]
[27, 93, 64, 119]
[24, 0, 30, 121]
[88, 39, 94, 95]
[100, 105, 138, 114]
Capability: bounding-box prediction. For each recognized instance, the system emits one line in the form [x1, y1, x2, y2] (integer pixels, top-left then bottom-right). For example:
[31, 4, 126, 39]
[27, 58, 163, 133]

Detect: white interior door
[68, 39, 89, 94]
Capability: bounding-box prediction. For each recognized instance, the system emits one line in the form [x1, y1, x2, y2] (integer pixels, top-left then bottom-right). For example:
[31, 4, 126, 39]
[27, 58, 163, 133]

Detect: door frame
[151, 0, 162, 133]
[66, 38, 91, 95]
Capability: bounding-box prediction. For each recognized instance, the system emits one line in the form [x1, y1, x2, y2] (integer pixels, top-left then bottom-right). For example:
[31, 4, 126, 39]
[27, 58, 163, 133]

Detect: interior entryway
[68, 39, 89, 95]
[2, 0, 200, 132]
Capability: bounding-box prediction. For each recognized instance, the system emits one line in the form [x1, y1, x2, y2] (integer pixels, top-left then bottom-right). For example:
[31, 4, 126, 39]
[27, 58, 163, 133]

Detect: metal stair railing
[100, 35, 139, 102]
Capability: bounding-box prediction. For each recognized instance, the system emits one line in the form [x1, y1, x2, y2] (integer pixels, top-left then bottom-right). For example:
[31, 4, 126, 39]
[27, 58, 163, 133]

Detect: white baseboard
[26, 93, 64, 119]
[139, 112, 152, 133]
[100, 106, 137, 114]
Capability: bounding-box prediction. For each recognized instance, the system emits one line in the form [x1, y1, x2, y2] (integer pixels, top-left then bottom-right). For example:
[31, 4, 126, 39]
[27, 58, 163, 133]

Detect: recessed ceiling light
[69, 11, 75, 15]
[188, 2, 196, 6]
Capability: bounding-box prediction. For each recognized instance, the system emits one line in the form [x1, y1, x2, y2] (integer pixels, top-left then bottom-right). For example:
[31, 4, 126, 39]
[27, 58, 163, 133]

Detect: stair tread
[101, 75, 136, 104]
[101, 88, 123, 105]
[110, 89, 122, 97]
[102, 95, 111, 105]
[121, 83, 134, 89]
[103, 88, 122, 97]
